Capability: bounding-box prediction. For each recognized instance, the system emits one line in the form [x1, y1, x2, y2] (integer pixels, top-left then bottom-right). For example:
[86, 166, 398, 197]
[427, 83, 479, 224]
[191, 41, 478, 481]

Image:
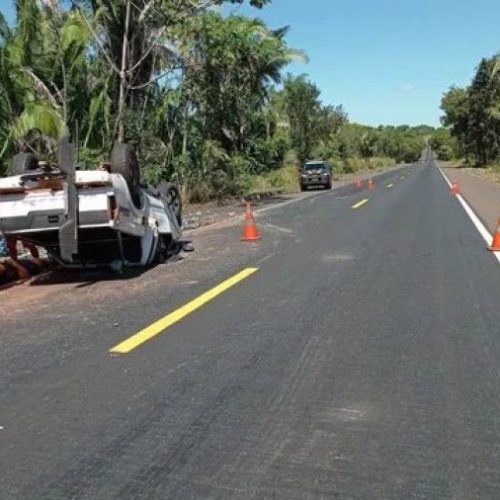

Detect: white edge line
[438, 167, 500, 264]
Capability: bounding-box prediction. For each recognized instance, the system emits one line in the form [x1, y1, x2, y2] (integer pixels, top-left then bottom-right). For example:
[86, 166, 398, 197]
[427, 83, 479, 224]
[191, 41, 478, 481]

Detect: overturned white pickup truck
[0, 138, 183, 268]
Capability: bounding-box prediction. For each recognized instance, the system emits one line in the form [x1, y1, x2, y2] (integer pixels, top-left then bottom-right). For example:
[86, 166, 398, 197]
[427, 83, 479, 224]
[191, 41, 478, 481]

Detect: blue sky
[226, 0, 500, 126]
[4, 0, 500, 126]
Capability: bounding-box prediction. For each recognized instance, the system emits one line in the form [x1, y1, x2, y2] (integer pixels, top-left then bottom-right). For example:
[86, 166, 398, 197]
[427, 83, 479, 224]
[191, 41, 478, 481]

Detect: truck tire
[110, 144, 140, 195]
[8, 153, 39, 176]
[158, 181, 182, 226]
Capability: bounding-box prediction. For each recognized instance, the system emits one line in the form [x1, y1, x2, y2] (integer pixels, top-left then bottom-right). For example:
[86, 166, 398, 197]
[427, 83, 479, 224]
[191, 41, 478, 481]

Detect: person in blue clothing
[0, 233, 8, 258]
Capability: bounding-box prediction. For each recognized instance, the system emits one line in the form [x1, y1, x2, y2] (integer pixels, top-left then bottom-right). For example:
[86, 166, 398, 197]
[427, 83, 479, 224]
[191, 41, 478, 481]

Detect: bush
[249, 136, 289, 174]
[338, 156, 395, 174]
[435, 145, 453, 161]
[248, 160, 300, 193]
[342, 159, 356, 173]
[182, 144, 257, 203]
[368, 156, 396, 169]
[184, 141, 229, 203]
[77, 147, 107, 170]
[224, 154, 254, 196]
[138, 136, 169, 185]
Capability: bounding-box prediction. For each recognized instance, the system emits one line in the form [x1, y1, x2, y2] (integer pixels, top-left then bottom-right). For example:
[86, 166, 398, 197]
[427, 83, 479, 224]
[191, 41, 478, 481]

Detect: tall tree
[467, 57, 500, 165]
[74, 0, 272, 142]
[0, 0, 89, 161]
[282, 74, 322, 164]
[185, 15, 303, 153]
[441, 86, 470, 159]
[441, 54, 500, 166]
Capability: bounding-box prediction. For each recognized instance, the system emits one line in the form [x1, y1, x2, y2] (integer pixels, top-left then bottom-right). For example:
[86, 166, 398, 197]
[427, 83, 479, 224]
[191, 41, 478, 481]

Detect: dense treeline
[439, 54, 500, 166]
[0, 1, 430, 201]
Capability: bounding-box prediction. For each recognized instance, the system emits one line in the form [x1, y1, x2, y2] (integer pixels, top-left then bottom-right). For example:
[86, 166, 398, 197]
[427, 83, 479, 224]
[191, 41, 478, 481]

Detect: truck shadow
[26, 255, 185, 289]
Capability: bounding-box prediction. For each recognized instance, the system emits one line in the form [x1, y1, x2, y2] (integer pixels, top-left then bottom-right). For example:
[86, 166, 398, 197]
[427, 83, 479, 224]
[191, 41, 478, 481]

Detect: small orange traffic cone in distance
[241, 202, 261, 241]
[367, 178, 374, 190]
[488, 218, 500, 251]
[449, 182, 460, 195]
[354, 177, 362, 189]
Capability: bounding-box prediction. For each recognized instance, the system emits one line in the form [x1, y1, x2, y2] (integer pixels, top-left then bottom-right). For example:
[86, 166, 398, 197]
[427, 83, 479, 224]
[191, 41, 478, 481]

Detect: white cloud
[401, 83, 418, 92]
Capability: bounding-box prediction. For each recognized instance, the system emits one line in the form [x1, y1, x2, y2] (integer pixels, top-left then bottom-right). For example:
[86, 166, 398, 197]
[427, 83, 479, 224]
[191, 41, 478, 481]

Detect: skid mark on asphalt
[109, 267, 259, 354]
[216, 333, 327, 492]
[322, 252, 355, 263]
[322, 406, 368, 422]
[256, 252, 277, 265]
[351, 198, 370, 209]
[263, 223, 294, 235]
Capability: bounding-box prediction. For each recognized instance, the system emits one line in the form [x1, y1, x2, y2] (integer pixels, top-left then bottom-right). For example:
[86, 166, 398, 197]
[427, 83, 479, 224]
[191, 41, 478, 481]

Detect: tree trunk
[60, 55, 68, 132]
[117, 0, 131, 144]
[182, 104, 189, 156]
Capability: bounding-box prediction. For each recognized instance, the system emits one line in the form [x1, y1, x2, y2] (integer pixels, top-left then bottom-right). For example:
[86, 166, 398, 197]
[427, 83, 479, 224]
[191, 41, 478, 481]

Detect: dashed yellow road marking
[110, 267, 259, 354]
[351, 198, 370, 209]
[387, 183, 394, 188]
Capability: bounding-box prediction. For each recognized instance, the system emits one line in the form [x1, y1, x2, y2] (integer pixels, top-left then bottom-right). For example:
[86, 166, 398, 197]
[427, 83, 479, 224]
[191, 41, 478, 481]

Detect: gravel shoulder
[441, 165, 500, 233]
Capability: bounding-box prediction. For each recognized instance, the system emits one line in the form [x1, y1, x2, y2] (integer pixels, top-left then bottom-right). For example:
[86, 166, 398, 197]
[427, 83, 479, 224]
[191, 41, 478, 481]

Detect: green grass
[438, 158, 466, 168]
[344, 156, 396, 172]
[245, 156, 398, 195]
[184, 153, 400, 201]
[247, 161, 301, 194]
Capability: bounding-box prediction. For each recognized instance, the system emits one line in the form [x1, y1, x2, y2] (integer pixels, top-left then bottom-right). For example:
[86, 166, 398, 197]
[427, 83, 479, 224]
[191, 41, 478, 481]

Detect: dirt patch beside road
[441, 165, 500, 233]
[441, 162, 500, 185]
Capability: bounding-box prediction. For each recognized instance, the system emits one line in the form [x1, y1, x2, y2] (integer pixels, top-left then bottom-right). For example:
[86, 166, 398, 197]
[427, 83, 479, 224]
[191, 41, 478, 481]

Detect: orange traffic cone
[367, 178, 374, 190]
[241, 202, 261, 241]
[449, 182, 460, 195]
[354, 177, 362, 189]
[488, 219, 500, 251]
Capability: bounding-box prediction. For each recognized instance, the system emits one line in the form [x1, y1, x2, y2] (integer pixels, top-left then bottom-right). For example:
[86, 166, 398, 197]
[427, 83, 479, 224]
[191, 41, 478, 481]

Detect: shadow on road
[4, 254, 186, 290]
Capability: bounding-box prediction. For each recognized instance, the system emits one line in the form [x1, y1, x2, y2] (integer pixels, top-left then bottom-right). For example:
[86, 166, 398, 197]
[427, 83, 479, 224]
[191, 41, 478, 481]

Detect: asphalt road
[1, 159, 500, 499]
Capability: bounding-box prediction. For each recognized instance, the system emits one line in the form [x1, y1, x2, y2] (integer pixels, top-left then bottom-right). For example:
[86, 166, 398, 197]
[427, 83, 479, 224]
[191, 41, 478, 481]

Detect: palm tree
[0, 11, 15, 164]
[0, 0, 90, 164]
[183, 13, 306, 153]
[74, 0, 185, 142]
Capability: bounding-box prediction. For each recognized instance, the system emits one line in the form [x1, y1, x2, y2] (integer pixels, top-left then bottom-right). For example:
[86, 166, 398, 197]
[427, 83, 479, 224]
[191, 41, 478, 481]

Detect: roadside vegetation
[438, 53, 500, 169]
[1, 0, 432, 202]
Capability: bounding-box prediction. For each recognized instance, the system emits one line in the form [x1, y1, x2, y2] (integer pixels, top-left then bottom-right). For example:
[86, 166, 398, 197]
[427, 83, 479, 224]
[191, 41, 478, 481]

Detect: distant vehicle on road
[300, 160, 332, 191]
[0, 139, 183, 269]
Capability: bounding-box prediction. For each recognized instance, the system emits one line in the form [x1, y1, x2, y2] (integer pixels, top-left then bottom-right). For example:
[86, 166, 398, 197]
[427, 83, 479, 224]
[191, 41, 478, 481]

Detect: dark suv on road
[300, 161, 332, 191]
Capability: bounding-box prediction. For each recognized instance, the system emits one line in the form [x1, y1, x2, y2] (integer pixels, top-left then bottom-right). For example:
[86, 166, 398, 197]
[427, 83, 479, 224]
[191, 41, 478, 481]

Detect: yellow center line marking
[351, 198, 370, 209]
[387, 183, 394, 188]
[110, 267, 259, 354]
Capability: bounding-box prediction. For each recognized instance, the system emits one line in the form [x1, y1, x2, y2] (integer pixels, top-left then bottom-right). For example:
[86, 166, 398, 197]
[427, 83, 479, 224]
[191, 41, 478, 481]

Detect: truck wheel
[8, 153, 39, 176]
[110, 144, 140, 195]
[158, 182, 182, 226]
[155, 235, 168, 264]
